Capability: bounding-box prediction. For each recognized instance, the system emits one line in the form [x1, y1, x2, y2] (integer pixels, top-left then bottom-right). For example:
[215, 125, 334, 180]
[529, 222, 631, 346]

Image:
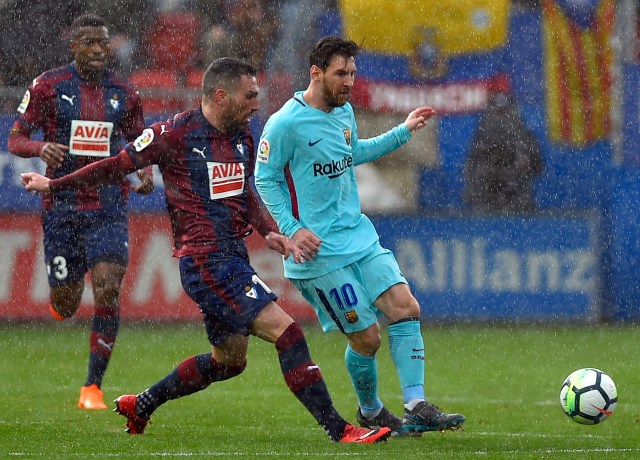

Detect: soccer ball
[559, 368, 617, 425]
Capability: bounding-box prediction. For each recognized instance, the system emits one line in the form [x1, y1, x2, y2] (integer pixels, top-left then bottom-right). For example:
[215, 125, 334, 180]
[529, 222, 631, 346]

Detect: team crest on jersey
[133, 128, 154, 152]
[110, 94, 120, 110]
[343, 129, 351, 146]
[17, 90, 30, 114]
[257, 139, 270, 163]
[344, 310, 359, 323]
[207, 161, 245, 199]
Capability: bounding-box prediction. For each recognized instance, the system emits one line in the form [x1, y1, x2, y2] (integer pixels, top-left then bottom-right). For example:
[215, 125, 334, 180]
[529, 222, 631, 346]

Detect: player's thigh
[291, 266, 379, 335]
[179, 252, 277, 347]
[358, 246, 416, 319]
[85, 210, 129, 269]
[358, 245, 408, 302]
[251, 300, 294, 343]
[42, 210, 88, 287]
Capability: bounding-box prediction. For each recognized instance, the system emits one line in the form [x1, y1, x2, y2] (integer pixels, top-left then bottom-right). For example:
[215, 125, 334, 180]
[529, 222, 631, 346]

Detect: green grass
[1, 322, 640, 459]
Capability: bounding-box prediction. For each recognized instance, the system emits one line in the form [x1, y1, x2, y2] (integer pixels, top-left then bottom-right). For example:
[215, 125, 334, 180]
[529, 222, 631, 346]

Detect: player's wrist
[397, 123, 413, 143]
[37, 142, 50, 157]
[48, 177, 60, 193]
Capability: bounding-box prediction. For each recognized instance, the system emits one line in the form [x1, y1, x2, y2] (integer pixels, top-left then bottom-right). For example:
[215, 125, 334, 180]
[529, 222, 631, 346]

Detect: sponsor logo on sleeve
[257, 139, 270, 163]
[17, 90, 30, 114]
[133, 128, 155, 152]
[69, 120, 114, 157]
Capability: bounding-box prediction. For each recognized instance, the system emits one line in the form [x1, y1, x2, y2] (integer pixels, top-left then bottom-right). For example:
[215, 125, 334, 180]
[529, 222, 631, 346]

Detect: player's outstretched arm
[22, 153, 138, 194]
[21, 172, 50, 193]
[404, 106, 437, 133]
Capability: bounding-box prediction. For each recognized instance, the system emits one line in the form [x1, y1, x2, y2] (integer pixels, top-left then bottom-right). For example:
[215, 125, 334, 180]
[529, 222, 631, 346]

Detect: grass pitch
[1, 321, 639, 459]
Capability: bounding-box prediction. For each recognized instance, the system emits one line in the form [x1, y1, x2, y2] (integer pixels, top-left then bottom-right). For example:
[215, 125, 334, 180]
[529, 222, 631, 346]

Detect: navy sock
[85, 306, 119, 387]
[136, 353, 244, 419]
[276, 322, 347, 441]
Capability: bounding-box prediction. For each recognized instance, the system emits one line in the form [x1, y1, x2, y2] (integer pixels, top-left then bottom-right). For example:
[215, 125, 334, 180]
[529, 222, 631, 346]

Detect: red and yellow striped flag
[543, 0, 614, 147]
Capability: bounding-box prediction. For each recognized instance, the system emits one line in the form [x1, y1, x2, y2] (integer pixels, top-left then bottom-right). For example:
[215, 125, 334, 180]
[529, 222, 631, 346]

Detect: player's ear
[214, 89, 228, 107]
[310, 65, 323, 82]
[70, 38, 78, 54]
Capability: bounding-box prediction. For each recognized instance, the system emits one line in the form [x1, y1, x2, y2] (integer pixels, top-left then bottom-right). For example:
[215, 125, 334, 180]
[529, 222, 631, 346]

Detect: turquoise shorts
[291, 244, 407, 334]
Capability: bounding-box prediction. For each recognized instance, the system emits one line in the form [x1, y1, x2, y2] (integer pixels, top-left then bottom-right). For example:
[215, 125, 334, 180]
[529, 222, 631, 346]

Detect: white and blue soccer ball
[559, 368, 617, 425]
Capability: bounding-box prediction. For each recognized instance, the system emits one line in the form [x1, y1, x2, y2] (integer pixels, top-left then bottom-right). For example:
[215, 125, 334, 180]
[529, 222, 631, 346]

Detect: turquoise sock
[388, 319, 425, 404]
[345, 344, 382, 416]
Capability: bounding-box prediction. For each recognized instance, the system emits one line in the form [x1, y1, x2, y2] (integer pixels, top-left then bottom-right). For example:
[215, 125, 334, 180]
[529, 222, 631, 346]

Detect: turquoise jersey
[255, 91, 412, 279]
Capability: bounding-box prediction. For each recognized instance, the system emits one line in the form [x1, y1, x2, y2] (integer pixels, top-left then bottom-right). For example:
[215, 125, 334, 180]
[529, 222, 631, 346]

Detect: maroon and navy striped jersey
[123, 108, 277, 257]
[12, 63, 144, 211]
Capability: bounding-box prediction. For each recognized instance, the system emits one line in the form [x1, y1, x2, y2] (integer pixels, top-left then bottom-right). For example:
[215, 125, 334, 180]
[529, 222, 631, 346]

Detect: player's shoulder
[104, 70, 139, 94]
[145, 109, 200, 141]
[31, 64, 74, 90]
[171, 108, 204, 133]
[265, 97, 305, 131]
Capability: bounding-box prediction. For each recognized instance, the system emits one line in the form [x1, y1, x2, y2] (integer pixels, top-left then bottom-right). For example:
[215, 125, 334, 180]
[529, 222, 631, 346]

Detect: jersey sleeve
[120, 87, 146, 141]
[254, 117, 303, 238]
[123, 120, 174, 169]
[8, 77, 53, 157]
[15, 77, 51, 131]
[49, 152, 137, 192]
[351, 116, 413, 166]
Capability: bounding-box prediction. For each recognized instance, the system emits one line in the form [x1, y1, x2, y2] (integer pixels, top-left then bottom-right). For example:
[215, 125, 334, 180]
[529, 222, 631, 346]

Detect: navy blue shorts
[42, 210, 129, 287]
[179, 251, 278, 346]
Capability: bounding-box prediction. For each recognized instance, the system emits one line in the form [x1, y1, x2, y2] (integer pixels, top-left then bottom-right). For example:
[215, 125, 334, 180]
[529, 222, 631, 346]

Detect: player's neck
[74, 64, 104, 84]
[302, 88, 331, 113]
[202, 103, 229, 134]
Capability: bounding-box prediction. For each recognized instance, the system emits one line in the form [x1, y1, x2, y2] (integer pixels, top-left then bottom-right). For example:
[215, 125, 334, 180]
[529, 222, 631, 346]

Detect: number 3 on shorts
[48, 255, 69, 280]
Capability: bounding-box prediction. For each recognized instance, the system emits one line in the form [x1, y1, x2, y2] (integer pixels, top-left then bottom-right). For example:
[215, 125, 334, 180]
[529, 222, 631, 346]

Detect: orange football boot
[78, 384, 108, 410]
[49, 304, 66, 321]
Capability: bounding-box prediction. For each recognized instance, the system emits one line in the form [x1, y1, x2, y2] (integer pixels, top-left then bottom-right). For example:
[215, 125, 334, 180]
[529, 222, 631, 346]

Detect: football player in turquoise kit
[254, 36, 465, 436]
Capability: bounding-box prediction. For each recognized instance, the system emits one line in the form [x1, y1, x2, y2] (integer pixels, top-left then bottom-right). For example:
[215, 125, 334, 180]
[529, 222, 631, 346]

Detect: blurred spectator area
[144, 11, 200, 73]
[1, 0, 638, 212]
[356, 110, 440, 213]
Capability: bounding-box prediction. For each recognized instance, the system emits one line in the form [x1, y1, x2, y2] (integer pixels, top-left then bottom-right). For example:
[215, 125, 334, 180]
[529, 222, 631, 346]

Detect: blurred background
[1, 0, 639, 324]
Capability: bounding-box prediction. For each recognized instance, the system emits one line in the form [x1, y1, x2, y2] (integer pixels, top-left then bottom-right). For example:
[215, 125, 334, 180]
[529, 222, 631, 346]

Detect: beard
[323, 82, 349, 108]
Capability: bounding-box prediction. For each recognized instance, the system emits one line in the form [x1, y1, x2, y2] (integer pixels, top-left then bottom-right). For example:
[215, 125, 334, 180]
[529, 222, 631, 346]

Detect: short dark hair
[202, 57, 257, 96]
[309, 36, 359, 71]
[71, 14, 107, 37]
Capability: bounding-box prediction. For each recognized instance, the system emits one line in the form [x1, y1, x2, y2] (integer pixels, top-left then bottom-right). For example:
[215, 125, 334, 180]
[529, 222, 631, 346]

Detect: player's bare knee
[91, 276, 123, 307]
[348, 326, 381, 356]
[403, 296, 421, 317]
[386, 295, 421, 321]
